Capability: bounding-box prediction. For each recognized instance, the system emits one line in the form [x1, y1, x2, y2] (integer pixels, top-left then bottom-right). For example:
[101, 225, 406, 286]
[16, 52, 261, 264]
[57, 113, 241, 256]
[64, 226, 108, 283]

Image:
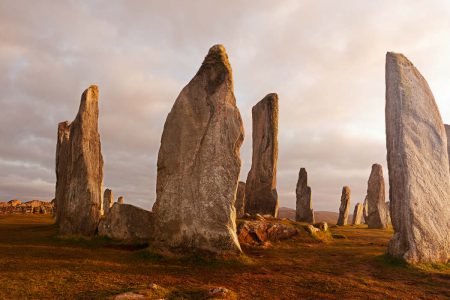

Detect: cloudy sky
[1, 1, 449, 211]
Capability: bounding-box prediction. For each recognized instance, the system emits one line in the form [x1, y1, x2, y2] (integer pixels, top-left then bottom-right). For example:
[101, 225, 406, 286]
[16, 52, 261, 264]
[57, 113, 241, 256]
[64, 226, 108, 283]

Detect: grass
[0, 215, 449, 299]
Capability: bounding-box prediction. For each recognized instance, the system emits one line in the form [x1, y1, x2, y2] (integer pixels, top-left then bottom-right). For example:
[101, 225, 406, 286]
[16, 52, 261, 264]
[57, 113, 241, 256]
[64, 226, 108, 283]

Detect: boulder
[366, 164, 388, 229]
[295, 168, 314, 223]
[352, 203, 363, 225]
[98, 203, 153, 243]
[55, 85, 104, 236]
[103, 189, 114, 215]
[336, 186, 351, 226]
[235, 181, 246, 218]
[385, 52, 450, 264]
[152, 45, 244, 254]
[245, 93, 279, 217]
[237, 219, 297, 246]
[7, 199, 21, 207]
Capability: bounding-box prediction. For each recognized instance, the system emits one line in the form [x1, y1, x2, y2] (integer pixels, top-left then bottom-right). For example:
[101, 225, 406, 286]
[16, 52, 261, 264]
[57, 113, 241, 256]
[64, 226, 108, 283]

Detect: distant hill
[278, 207, 353, 224]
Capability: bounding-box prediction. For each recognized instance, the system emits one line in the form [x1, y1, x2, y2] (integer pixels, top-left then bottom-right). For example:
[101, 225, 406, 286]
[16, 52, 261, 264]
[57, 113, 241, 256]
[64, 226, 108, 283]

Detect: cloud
[0, 0, 449, 212]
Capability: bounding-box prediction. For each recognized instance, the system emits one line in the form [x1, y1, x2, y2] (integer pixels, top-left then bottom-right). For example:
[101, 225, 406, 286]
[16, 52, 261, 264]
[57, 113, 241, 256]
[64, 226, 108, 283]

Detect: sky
[1, 1, 450, 212]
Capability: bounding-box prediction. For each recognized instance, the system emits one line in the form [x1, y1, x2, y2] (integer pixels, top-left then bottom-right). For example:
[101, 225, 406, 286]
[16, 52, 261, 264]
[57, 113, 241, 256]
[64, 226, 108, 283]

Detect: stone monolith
[152, 45, 244, 254]
[337, 186, 350, 226]
[295, 168, 314, 223]
[385, 52, 450, 264]
[245, 93, 279, 217]
[352, 203, 363, 225]
[103, 189, 114, 215]
[118, 196, 124, 204]
[55, 85, 103, 236]
[235, 182, 246, 219]
[363, 196, 369, 224]
[366, 164, 388, 229]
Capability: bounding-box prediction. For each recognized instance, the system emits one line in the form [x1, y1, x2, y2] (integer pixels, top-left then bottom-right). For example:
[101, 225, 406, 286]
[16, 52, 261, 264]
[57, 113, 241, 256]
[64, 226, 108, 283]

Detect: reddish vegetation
[0, 215, 449, 299]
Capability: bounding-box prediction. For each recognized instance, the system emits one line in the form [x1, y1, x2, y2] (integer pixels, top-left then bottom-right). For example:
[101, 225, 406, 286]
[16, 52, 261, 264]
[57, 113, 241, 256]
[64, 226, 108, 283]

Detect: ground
[0, 215, 449, 299]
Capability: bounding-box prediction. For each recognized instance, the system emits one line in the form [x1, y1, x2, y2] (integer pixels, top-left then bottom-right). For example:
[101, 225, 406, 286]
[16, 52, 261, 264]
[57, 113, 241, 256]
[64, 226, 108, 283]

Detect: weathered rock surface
[445, 124, 450, 172]
[118, 196, 124, 204]
[235, 181, 246, 218]
[295, 168, 314, 223]
[337, 186, 351, 226]
[55, 85, 104, 236]
[7, 199, 22, 207]
[98, 203, 153, 242]
[237, 219, 298, 246]
[385, 52, 450, 264]
[363, 196, 369, 224]
[385, 201, 391, 224]
[245, 93, 279, 217]
[103, 189, 114, 215]
[152, 45, 244, 254]
[366, 164, 388, 229]
[352, 203, 363, 225]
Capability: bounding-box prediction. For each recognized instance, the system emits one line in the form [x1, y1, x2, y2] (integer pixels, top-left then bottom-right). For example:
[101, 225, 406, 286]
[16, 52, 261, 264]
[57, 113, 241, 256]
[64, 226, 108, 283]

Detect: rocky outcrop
[118, 196, 124, 204]
[55, 85, 104, 236]
[152, 45, 244, 254]
[235, 181, 246, 219]
[245, 93, 279, 217]
[366, 164, 388, 229]
[337, 186, 350, 226]
[352, 203, 363, 225]
[98, 203, 153, 243]
[103, 189, 114, 215]
[237, 219, 297, 246]
[385, 52, 450, 264]
[295, 168, 314, 223]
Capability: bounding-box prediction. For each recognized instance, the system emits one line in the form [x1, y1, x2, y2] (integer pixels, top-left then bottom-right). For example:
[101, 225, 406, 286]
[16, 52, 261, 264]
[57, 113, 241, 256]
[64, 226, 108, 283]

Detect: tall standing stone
[244, 93, 279, 217]
[362, 195, 369, 224]
[352, 203, 363, 225]
[103, 189, 114, 215]
[55, 85, 104, 236]
[152, 45, 244, 254]
[337, 186, 350, 226]
[366, 164, 388, 229]
[295, 168, 314, 223]
[385, 52, 450, 264]
[235, 181, 246, 219]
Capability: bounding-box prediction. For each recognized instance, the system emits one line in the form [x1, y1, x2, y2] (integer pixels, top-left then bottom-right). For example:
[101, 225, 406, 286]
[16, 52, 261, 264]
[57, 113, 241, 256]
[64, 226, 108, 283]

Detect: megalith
[366, 164, 388, 229]
[352, 203, 363, 225]
[244, 93, 279, 217]
[55, 85, 104, 236]
[385, 52, 450, 264]
[295, 168, 314, 223]
[235, 181, 246, 219]
[337, 186, 350, 226]
[103, 189, 114, 215]
[152, 45, 244, 254]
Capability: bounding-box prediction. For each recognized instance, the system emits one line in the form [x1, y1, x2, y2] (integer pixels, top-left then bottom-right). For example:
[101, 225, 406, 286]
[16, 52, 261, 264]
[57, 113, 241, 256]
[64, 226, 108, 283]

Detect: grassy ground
[0, 215, 449, 299]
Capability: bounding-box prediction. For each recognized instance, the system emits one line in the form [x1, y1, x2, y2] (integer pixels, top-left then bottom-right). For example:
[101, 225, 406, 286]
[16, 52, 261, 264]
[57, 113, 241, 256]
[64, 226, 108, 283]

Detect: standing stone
[152, 45, 244, 254]
[118, 196, 124, 204]
[445, 124, 450, 172]
[244, 93, 279, 217]
[235, 182, 246, 219]
[366, 164, 388, 229]
[336, 186, 350, 226]
[385, 201, 391, 225]
[352, 203, 363, 225]
[295, 168, 314, 223]
[385, 52, 450, 264]
[362, 196, 369, 224]
[103, 189, 114, 215]
[55, 85, 104, 236]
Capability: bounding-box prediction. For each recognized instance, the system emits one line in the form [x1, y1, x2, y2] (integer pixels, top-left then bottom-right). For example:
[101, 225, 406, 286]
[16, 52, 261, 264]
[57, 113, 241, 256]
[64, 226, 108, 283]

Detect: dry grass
[0, 215, 449, 299]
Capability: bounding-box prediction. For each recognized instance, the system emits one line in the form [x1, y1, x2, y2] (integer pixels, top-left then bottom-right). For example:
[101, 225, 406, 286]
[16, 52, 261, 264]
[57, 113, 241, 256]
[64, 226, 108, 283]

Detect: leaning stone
[245, 93, 279, 217]
[55, 85, 103, 236]
[295, 168, 314, 223]
[152, 45, 244, 254]
[337, 186, 351, 226]
[385, 52, 450, 264]
[98, 203, 153, 243]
